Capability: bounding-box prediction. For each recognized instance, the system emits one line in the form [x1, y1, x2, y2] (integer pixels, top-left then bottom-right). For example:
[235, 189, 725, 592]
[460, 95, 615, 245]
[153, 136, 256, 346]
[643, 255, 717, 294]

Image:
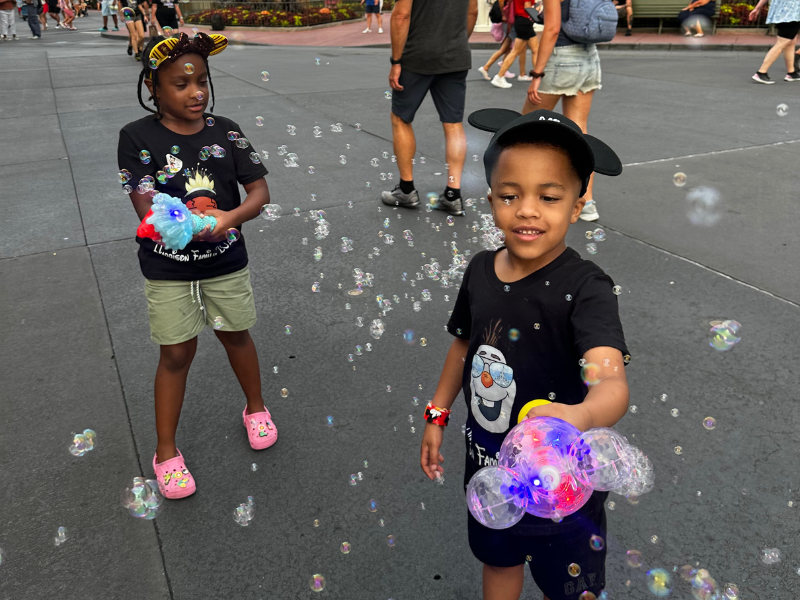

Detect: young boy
[118, 33, 277, 499]
[420, 109, 630, 600]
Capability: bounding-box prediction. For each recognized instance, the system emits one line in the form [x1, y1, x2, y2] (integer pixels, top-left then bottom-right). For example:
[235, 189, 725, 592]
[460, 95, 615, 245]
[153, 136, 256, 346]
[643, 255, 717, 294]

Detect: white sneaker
[378, 27, 383, 33]
[579, 200, 599, 222]
[517, 74, 533, 81]
[362, 27, 371, 33]
[478, 66, 491, 81]
[491, 74, 512, 89]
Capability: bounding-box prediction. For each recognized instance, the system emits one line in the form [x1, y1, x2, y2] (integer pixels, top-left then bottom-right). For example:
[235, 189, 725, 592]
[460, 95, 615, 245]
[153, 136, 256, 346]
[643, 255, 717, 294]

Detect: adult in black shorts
[615, 0, 632, 36]
[382, 0, 478, 217]
[150, 0, 182, 34]
[749, 0, 800, 83]
[46, 0, 61, 28]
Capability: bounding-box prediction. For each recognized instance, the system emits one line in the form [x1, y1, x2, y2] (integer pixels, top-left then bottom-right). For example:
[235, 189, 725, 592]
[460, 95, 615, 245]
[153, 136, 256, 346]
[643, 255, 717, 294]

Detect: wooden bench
[631, 0, 721, 34]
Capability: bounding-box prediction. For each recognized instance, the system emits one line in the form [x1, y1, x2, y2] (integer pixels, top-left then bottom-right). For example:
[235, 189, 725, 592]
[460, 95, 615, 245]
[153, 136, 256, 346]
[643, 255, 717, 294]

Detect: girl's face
[147, 52, 209, 122]
[488, 143, 584, 263]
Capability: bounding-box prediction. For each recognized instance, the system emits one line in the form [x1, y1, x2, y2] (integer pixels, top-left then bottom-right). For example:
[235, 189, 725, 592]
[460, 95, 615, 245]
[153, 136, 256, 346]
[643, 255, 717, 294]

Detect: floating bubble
[703, 417, 716, 430]
[589, 534, 604, 551]
[565, 294, 572, 301]
[287, 124, 296, 135]
[387, 535, 396, 547]
[626, 549, 643, 568]
[509, 328, 520, 342]
[580, 363, 601, 386]
[612, 285, 622, 296]
[309, 574, 325, 592]
[403, 330, 415, 344]
[723, 583, 740, 599]
[260, 71, 270, 81]
[183, 63, 194, 75]
[586, 243, 597, 255]
[149, 58, 158, 70]
[260, 204, 282, 221]
[368, 499, 378, 512]
[671, 408, 680, 417]
[205, 116, 215, 126]
[777, 103, 788, 117]
[54, 526, 67, 546]
[761, 548, 781, 564]
[568, 563, 581, 577]
[647, 568, 672, 597]
[251, 463, 257, 471]
[370, 319, 385, 340]
[256, 116, 264, 126]
[139, 150, 151, 164]
[607, 501, 615, 510]
[686, 186, 722, 227]
[674, 446, 682, 455]
[673, 172, 687, 187]
[195, 91, 204, 101]
[118, 169, 132, 184]
[280, 388, 289, 398]
[311, 282, 320, 293]
[709, 319, 740, 351]
[162, 25, 173, 36]
[326, 416, 334, 427]
[569, 427, 632, 491]
[226, 228, 240, 243]
[69, 429, 97, 456]
[213, 316, 224, 330]
[355, 123, 361, 130]
[121, 476, 163, 519]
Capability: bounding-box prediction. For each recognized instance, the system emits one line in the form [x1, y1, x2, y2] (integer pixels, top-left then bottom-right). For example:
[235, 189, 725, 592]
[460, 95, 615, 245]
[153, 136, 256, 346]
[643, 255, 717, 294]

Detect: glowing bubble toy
[467, 417, 654, 527]
[137, 193, 217, 250]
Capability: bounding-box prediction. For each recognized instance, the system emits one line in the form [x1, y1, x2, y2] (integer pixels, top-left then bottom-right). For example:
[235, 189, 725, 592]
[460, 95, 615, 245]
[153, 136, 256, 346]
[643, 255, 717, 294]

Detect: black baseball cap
[468, 108, 623, 196]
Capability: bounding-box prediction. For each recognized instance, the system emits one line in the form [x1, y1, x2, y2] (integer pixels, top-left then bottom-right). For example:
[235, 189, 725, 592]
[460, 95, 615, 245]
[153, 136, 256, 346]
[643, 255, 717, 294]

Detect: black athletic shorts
[48, 3, 60, 13]
[365, 4, 379, 13]
[467, 506, 607, 600]
[514, 15, 535, 40]
[777, 21, 800, 40]
[391, 69, 467, 124]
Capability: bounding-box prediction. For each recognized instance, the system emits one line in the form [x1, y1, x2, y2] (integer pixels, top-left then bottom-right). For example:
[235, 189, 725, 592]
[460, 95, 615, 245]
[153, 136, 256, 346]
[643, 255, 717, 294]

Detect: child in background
[420, 108, 630, 600]
[117, 33, 278, 500]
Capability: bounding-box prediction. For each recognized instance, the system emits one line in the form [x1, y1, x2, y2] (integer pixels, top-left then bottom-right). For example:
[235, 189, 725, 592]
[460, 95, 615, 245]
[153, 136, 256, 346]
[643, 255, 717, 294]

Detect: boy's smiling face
[146, 52, 209, 123]
[489, 143, 585, 265]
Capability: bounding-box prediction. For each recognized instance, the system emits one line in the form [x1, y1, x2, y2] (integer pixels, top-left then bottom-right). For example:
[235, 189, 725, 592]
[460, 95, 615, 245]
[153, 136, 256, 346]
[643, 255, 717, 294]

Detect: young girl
[117, 33, 278, 500]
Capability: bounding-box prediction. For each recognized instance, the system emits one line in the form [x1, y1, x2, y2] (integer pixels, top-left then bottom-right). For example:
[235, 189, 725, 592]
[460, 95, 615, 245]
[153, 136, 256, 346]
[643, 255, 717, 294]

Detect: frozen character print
[469, 321, 517, 434]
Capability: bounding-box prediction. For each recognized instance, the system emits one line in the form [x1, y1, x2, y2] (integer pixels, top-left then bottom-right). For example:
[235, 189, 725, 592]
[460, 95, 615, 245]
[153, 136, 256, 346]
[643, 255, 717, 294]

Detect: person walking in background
[0, 0, 18, 40]
[361, 0, 383, 33]
[45, 0, 61, 28]
[59, 0, 75, 29]
[490, 0, 539, 88]
[615, 0, 632, 35]
[99, 0, 118, 30]
[150, 0, 183, 35]
[382, 0, 479, 216]
[22, 0, 41, 38]
[749, 0, 800, 83]
[678, 0, 715, 37]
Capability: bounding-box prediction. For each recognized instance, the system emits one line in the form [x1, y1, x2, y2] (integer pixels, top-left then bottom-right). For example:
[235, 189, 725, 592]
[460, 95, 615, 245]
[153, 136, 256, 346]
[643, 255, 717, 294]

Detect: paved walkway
[100, 13, 776, 49]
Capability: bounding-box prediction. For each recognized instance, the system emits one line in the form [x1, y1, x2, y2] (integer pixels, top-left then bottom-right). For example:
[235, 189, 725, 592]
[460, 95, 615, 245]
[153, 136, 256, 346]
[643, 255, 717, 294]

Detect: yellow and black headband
[145, 32, 227, 74]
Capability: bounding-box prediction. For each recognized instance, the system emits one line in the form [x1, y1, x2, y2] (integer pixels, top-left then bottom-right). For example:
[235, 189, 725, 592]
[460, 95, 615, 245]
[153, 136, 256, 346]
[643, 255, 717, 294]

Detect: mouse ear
[468, 108, 522, 133]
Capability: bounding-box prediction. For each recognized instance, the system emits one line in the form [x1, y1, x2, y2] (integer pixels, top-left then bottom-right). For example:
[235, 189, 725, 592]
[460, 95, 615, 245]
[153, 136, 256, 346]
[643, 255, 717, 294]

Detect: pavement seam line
[621, 138, 800, 167]
[45, 49, 177, 600]
[602, 225, 800, 309]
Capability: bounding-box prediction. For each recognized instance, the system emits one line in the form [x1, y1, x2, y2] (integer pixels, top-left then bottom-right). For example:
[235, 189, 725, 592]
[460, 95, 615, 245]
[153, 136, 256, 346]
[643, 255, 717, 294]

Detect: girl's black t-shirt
[117, 114, 267, 281]
[447, 248, 630, 535]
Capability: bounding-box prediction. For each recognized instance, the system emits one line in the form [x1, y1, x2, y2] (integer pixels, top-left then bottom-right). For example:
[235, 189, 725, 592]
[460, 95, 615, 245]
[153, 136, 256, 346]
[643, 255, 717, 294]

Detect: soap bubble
[686, 186, 722, 226]
[139, 150, 151, 164]
[384, 234, 395, 245]
[260, 71, 270, 81]
[626, 549, 643, 568]
[326, 416, 334, 426]
[287, 124, 296, 135]
[368, 499, 378, 512]
[233, 496, 255, 526]
[777, 103, 788, 117]
[121, 477, 163, 519]
[647, 568, 672, 597]
[569, 427, 632, 490]
[69, 429, 97, 456]
[118, 169, 132, 184]
[162, 26, 173, 36]
[280, 388, 289, 398]
[589, 534, 604, 551]
[420, 338, 427, 346]
[149, 58, 158, 70]
[260, 204, 282, 220]
[508, 328, 520, 342]
[225, 228, 240, 243]
[370, 319, 385, 339]
[567, 563, 581, 577]
[194, 91, 204, 101]
[673, 172, 687, 187]
[481, 227, 505, 250]
[709, 319, 740, 351]
[213, 316, 224, 330]
[403, 330, 415, 344]
[671, 408, 680, 417]
[251, 463, 257, 471]
[355, 123, 361, 130]
[692, 571, 719, 600]
[387, 535, 396, 547]
[586, 243, 597, 255]
[703, 416, 716, 430]
[580, 363, 601, 386]
[762, 548, 781, 564]
[612, 285, 622, 296]
[256, 116, 263, 126]
[184, 63, 194, 74]
[54, 526, 67, 546]
[309, 574, 326, 592]
[592, 228, 605, 241]
[311, 282, 320, 293]
[384, 90, 392, 99]
[723, 583, 740, 599]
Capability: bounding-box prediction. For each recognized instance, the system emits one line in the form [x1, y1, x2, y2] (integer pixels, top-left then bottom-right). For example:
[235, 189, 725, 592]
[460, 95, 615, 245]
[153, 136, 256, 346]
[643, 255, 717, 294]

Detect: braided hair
[137, 33, 220, 119]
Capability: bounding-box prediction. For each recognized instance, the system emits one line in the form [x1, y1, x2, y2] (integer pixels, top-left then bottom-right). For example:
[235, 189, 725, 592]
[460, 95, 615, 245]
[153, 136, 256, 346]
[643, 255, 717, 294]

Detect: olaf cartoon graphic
[470, 321, 517, 433]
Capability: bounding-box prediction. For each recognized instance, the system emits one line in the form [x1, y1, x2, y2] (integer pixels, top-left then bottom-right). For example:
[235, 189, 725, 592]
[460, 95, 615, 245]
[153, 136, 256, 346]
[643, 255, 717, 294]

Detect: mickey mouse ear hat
[469, 108, 623, 193]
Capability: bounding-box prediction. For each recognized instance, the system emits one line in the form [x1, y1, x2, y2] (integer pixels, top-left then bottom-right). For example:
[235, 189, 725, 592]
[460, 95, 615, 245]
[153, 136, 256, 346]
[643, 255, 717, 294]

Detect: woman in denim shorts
[521, 0, 603, 221]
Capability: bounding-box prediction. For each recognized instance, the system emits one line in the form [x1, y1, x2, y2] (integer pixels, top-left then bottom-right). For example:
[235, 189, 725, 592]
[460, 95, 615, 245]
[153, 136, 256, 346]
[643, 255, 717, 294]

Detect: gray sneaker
[381, 185, 420, 208]
[579, 199, 599, 222]
[434, 194, 465, 216]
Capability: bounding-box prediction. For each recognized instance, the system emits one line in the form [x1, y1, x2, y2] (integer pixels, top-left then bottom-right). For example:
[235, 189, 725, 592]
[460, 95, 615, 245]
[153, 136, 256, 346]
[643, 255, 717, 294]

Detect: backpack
[561, 0, 618, 45]
[489, 0, 503, 24]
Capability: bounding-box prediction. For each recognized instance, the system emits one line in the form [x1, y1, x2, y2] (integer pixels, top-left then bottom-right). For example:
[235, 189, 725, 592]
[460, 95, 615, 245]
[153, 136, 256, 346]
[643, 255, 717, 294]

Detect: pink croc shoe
[243, 406, 278, 450]
[153, 450, 196, 500]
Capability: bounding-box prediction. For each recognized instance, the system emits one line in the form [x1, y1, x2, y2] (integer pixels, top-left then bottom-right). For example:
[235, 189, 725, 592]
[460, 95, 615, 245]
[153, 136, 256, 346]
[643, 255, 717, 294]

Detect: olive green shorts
[144, 267, 257, 346]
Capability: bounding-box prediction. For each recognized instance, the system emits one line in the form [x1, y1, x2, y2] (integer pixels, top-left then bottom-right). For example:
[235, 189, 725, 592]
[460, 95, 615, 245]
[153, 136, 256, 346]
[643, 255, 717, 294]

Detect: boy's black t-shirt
[118, 114, 267, 281]
[447, 247, 630, 536]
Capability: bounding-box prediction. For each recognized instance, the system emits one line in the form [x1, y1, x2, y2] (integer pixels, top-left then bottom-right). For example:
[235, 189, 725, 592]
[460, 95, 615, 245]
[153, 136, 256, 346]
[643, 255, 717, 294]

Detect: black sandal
[127, 44, 132, 55]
